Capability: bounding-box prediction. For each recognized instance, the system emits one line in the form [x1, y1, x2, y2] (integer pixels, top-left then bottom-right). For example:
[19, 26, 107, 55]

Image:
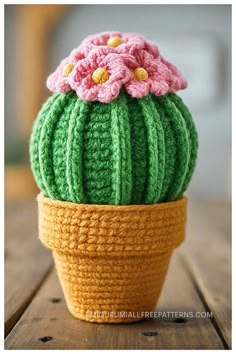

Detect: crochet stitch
[30, 90, 198, 205]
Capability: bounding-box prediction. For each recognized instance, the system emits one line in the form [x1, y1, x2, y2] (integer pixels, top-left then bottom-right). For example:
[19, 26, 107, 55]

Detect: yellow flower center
[107, 36, 123, 48]
[63, 63, 75, 77]
[134, 67, 149, 81]
[92, 67, 110, 84]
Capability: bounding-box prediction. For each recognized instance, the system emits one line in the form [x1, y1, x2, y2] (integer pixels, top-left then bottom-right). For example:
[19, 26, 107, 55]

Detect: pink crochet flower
[122, 50, 170, 98]
[46, 48, 85, 93]
[69, 48, 132, 103]
[80, 31, 159, 58]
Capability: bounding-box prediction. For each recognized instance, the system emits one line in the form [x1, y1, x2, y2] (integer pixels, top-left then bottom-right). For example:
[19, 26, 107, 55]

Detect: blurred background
[5, 4, 231, 203]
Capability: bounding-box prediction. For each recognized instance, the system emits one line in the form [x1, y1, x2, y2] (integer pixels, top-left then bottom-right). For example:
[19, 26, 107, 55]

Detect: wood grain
[181, 199, 231, 348]
[5, 254, 224, 350]
[5, 201, 53, 336]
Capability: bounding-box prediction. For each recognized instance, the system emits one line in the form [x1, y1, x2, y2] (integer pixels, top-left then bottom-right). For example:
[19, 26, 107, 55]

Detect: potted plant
[30, 31, 198, 323]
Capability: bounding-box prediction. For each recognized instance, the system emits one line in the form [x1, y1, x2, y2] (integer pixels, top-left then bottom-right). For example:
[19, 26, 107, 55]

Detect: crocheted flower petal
[69, 47, 85, 62]
[138, 50, 159, 73]
[119, 33, 146, 54]
[160, 57, 187, 90]
[125, 79, 150, 98]
[144, 40, 160, 58]
[69, 60, 95, 89]
[123, 33, 159, 57]
[101, 53, 132, 83]
[119, 53, 139, 69]
[76, 75, 122, 103]
[82, 31, 122, 46]
[80, 31, 122, 55]
[76, 76, 100, 101]
[46, 57, 73, 93]
[97, 81, 122, 103]
[149, 73, 170, 96]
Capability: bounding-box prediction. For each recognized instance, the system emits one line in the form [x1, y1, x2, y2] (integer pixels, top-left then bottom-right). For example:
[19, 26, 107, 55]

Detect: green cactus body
[30, 90, 198, 205]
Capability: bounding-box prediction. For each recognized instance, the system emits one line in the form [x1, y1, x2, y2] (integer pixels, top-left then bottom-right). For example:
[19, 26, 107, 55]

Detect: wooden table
[5, 198, 231, 349]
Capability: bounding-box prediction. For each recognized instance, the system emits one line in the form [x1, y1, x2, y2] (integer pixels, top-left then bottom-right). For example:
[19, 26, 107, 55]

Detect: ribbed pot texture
[38, 193, 187, 323]
[30, 90, 198, 205]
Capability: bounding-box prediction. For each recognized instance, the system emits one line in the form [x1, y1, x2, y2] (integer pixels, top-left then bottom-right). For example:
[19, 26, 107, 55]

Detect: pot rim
[37, 192, 187, 212]
[37, 193, 187, 257]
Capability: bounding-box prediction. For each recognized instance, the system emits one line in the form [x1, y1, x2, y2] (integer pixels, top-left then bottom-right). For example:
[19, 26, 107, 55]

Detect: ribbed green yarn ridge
[30, 91, 198, 205]
[167, 93, 198, 199]
[151, 96, 176, 202]
[153, 94, 190, 201]
[30, 93, 60, 193]
[66, 98, 91, 203]
[138, 95, 165, 204]
[110, 90, 132, 205]
[83, 101, 113, 204]
[39, 93, 71, 200]
[126, 94, 148, 204]
[52, 93, 78, 201]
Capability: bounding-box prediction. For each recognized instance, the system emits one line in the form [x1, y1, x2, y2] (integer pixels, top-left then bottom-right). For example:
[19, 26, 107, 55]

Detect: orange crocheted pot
[38, 193, 187, 323]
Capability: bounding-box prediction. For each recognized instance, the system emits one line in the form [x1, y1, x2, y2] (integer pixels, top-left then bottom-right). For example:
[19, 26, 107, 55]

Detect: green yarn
[138, 95, 165, 204]
[83, 101, 113, 204]
[52, 93, 78, 200]
[126, 94, 148, 204]
[39, 93, 71, 200]
[30, 90, 198, 205]
[30, 93, 60, 193]
[110, 91, 132, 204]
[168, 93, 198, 199]
[66, 98, 91, 203]
[155, 95, 190, 201]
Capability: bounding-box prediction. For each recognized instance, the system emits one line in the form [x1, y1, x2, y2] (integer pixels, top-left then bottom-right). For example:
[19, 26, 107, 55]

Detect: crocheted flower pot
[30, 31, 198, 323]
[38, 193, 187, 323]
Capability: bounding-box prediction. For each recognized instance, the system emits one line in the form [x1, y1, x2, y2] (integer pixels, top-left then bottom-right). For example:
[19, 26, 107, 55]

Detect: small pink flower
[46, 48, 84, 93]
[69, 49, 132, 103]
[80, 31, 159, 57]
[122, 50, 169, 98]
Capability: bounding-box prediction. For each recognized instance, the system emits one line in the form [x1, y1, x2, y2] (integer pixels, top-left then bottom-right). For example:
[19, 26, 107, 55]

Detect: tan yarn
[38, 193, 187, 323]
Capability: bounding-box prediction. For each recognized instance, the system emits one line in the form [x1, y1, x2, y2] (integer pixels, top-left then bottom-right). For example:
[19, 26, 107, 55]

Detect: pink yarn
[46, 31, 187, 102]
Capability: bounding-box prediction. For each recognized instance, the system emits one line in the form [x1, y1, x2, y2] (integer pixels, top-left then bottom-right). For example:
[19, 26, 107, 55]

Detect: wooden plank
[180, 199, 231, 348]
[5, 253, 224, 350]
[5, 201, 53, 336]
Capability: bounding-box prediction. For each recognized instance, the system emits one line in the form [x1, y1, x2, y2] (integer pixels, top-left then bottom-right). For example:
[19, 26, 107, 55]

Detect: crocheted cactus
[30, 31, 198, 205]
